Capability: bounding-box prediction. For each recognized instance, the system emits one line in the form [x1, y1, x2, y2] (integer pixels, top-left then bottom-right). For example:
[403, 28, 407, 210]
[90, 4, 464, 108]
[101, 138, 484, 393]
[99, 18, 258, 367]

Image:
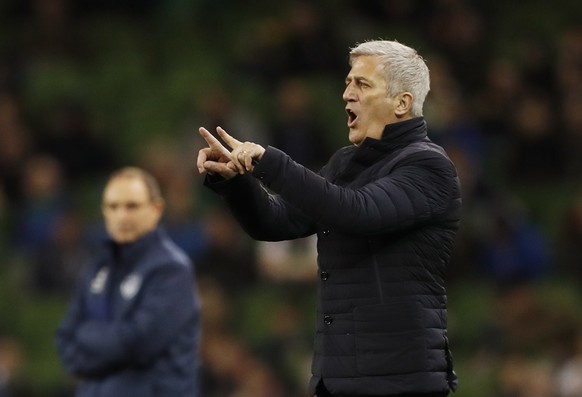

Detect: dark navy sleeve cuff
[251, 146, 286, 190]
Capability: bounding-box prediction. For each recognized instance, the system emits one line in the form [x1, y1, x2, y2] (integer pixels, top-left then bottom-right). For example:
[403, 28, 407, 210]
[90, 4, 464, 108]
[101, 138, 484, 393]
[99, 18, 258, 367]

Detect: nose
[343, 83, 356, 102]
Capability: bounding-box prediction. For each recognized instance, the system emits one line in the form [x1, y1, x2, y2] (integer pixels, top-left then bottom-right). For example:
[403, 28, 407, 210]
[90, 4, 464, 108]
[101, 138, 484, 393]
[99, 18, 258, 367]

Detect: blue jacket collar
[104, 228, 162, 266]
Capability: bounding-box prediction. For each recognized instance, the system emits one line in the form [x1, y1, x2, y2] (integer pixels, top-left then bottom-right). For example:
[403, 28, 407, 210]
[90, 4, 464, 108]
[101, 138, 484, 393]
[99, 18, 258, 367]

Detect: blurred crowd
[0, 0, 582, 396]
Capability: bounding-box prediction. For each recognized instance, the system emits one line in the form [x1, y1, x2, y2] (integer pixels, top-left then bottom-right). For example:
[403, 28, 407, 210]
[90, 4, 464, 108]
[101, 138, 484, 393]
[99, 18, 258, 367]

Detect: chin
[348, 130, 359, 143]
[112, 234, 136, 244]
[348, 132, 364, 146]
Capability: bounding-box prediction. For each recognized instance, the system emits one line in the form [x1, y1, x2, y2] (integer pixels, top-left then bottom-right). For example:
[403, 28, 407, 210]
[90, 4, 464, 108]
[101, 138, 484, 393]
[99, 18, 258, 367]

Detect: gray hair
[349, 40, 430, 117]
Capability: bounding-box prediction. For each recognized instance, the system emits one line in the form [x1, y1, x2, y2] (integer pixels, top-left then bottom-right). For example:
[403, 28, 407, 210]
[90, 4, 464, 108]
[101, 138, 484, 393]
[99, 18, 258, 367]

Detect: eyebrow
[102, 201, 149, 207]
[345, 76, 372, 85]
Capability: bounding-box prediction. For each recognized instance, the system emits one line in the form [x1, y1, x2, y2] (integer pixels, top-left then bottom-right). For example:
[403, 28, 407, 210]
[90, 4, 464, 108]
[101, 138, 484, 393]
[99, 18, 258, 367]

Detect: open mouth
[346, 109, 358, 127]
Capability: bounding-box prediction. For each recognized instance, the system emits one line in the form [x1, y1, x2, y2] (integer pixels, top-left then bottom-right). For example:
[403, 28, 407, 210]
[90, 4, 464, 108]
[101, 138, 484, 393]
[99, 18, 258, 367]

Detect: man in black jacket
[197, 40, 461, 397]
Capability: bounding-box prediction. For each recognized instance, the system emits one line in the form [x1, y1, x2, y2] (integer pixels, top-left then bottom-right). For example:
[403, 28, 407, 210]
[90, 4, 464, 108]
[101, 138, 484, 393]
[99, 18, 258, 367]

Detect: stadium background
[1, 0, 582, 396]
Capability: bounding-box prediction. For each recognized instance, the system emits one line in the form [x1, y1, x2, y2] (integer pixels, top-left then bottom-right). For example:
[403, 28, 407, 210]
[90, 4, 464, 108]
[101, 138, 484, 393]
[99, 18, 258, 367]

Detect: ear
[153, 200, 165, 221]
[394, 92, 413, 116]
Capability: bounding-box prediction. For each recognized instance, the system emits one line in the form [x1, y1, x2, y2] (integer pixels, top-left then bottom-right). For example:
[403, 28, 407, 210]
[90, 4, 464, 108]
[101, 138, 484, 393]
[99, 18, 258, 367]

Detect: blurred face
[102, 176, 163, 244]
[343, 55, 400, 146]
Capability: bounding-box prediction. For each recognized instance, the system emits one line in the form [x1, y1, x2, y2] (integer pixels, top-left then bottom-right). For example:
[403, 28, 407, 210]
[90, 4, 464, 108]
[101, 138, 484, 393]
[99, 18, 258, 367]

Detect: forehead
[103, 176, 149, 202]
[348, 55, 385, 79]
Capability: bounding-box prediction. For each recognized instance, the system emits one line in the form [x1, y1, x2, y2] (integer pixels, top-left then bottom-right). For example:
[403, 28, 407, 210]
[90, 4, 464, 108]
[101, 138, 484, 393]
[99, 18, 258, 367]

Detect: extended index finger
[216, 126, 242, 150]
[199, 127, 231, 157]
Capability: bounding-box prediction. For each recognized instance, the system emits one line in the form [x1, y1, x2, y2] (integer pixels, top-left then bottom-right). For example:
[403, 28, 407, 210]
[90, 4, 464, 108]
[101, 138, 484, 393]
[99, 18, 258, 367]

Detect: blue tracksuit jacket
[55, 228, 201, 397]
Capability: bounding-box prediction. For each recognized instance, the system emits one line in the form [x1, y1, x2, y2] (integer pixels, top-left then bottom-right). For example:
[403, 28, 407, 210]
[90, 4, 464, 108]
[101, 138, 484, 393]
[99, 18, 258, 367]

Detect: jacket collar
[368, 117, 426, 147]
[103, 228, 161, 267]
[351, 117, 428, 165]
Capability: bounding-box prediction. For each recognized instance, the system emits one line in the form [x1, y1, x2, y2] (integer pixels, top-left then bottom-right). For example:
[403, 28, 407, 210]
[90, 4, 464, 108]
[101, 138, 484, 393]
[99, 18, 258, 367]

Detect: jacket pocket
[354, 298, 427, 376]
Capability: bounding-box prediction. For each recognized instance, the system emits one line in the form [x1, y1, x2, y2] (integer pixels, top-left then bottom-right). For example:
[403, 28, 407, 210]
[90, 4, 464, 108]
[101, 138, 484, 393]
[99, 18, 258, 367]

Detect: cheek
[372, 95, 391, 110]
[370, 99, 394, 122]
[103, 214, 120, 229]
[363, 94, 389, 111]
[141, 212, 161, 230]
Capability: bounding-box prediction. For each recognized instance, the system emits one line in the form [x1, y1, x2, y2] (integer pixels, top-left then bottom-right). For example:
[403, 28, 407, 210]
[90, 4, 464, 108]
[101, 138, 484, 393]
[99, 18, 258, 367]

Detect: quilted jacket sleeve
[205, 171, 317, 241]
[252, 145, 458, 235]
[205, 147, 458, 235]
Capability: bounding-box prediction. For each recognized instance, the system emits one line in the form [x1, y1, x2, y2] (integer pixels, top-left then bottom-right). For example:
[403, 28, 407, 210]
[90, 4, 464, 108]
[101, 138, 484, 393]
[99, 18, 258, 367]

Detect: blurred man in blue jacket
[56, 166, 200, 397]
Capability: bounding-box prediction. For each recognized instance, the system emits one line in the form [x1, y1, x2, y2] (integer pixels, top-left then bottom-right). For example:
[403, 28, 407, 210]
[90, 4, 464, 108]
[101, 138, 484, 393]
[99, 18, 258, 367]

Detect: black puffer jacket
[205, 117, 461, 396]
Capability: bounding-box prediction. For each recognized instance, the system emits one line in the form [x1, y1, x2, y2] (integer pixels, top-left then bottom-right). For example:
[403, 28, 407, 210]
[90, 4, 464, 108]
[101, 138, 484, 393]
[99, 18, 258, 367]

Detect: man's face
[102, 176, 163, 244]
[343, 55, 398, 146]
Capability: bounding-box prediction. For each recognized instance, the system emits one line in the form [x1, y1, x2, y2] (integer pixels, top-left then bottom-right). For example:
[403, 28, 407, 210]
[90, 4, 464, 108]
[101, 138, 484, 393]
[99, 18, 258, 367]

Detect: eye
[350, 78, 365, 89]
[126, 202, 140, 210]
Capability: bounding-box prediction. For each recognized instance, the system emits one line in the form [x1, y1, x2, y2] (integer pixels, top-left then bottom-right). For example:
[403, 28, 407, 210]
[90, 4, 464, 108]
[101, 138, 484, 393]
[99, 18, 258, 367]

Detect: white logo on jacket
[90, 267, 109, 294]
[120, 274, 142, 300]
